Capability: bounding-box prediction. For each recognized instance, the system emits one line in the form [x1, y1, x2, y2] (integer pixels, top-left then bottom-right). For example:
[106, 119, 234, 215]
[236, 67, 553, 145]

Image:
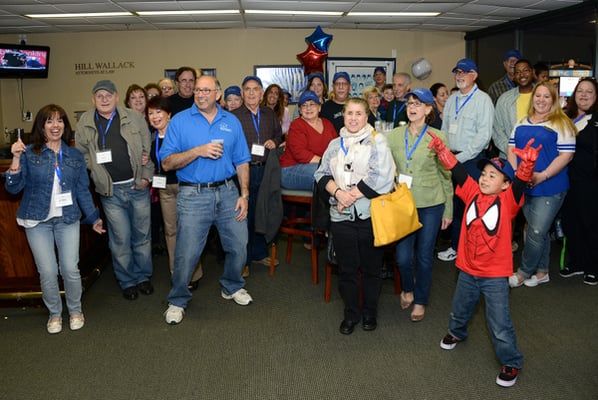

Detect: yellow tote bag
[370, 183, 422, 247]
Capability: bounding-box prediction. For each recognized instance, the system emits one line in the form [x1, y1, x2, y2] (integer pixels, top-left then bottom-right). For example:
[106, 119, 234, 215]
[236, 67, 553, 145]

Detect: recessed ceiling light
[137, 10, 240, 16]
[245, 10, 343, 16]
[26, 12, 133, 18]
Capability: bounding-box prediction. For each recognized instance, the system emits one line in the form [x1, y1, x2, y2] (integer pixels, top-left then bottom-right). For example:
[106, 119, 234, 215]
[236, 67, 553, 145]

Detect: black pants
[331, 218, 384, 322]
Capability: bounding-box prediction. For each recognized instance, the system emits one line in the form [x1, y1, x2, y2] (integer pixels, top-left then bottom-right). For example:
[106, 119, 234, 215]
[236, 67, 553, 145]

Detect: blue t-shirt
[509, 119, 575, 196]
[159, 104, 251, 183]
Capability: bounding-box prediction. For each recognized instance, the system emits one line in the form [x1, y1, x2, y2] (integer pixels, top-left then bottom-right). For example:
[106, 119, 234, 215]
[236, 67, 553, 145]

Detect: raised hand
[427, 131, 457, 170]
[513, 138, 542, 182]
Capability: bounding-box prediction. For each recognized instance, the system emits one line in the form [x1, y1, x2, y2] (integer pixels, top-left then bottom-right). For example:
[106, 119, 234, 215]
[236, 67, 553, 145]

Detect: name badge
[448, 123, 458, 135]
[398, 174, 413, 189]
[251, 143, 265, 157]
[55, 191, 73, 207]
[96, 149, 113, 164]
[152, 175, 167, 189]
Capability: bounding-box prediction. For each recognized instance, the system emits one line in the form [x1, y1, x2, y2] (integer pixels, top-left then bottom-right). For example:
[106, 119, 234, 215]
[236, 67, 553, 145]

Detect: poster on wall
[326, 57, 395, 98]
[254, 65, 306, 104]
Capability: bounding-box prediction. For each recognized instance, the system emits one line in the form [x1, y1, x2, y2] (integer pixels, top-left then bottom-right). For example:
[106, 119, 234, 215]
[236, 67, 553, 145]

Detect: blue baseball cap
[307, 72, 325, 83]
[504, 49, 522, 61]
[224, 85, 241, 98]
[477, 158, 514, 181]
[404, 88, 435, 104]
[452, 58, 478, 73]
[333, 71, 351, 84]
[374, 66, 386, 75]
[281, 88, 291, 97]
[298, 90, 321, 105]
[242, 75, 263, 87]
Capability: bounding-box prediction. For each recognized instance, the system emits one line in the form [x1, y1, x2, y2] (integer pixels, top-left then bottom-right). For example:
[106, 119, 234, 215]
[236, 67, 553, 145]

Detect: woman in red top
[280, 90, 338, 190]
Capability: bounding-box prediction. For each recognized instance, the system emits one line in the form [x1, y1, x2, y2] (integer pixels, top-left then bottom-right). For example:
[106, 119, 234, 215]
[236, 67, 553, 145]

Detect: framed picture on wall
[254, 65, 307, 104]
[326, 57, 395, 98]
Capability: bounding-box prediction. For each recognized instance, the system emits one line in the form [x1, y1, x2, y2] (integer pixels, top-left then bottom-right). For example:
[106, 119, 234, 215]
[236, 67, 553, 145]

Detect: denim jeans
[247, 165, 268, 265]
[25, 218, 81, 318]
[396, 204, 444, 305]
[167, 181, 247, 308]
[518, 191, 566, 278]
[448, 270, 523, 369]
[100, 183, 153, 289]
[281, 163, 318, 191]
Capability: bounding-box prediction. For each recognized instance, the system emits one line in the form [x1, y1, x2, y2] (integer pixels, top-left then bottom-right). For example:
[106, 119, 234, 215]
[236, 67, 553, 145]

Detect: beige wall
[0, 28, 464, 144]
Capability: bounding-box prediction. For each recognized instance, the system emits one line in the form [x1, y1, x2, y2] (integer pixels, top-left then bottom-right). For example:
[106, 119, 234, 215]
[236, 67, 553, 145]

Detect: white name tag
[251, 143, 265, 156]
[152, 175, 167, 189]
[398, 174, 413, 189]
[96, 149, 113, 164]
[55, 191, 73, 207]
[448, 123, 458, 135]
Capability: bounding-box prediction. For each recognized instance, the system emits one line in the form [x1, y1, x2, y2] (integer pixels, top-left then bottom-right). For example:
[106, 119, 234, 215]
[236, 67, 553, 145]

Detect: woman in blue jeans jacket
[4, 104, 105, 334]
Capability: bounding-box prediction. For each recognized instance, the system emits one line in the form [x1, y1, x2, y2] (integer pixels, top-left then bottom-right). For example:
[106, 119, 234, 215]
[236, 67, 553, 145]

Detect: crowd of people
[7, 51, 596, 388]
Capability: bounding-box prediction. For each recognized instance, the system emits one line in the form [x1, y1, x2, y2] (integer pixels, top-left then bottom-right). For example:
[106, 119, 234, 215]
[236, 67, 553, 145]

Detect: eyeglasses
[453, 70, 473, 76]
[161, 86, 173, 91]
[193, 88, 219, 94]
[334, 81, 349, 87]
[406, 101, 424, 108]
[147, 93, 159, 98]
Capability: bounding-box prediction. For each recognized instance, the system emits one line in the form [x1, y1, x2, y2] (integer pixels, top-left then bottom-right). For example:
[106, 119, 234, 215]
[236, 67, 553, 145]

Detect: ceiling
[0, 0, 585, 35]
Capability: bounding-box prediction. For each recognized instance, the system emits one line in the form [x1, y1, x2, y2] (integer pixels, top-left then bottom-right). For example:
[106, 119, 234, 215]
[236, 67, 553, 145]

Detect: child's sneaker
[440, 333, 459, 350]
[496, 366, 519, 387]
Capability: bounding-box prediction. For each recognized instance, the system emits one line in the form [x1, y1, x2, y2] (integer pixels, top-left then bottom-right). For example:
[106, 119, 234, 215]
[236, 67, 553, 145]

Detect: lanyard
[455, 87, 478, 120]
[251, 108, 261, 143]
[96, 110, 116, 149]
[504, 76, 515, 89]
[154, 133, 162, 174]
[340, 137, 348, 155]
[376, 111, 381, 121]
[404, 124, 427, 169]
[54, 146, 63, 184]
[573, 112, 586, 124]
[393, 102, 406, 123]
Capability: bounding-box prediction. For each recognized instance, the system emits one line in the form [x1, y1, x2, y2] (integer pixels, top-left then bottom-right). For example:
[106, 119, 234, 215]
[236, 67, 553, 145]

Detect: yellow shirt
[516, 92, 532, 120]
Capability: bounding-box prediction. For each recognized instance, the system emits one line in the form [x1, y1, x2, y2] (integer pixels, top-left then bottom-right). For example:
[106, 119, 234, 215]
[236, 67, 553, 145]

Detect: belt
[250, 161, 265, 166]
[179, 179, 230, 188]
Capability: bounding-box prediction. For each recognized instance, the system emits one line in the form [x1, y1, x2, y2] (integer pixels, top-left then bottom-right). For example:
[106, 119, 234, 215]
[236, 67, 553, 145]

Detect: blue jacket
[4, 143, 99, 225]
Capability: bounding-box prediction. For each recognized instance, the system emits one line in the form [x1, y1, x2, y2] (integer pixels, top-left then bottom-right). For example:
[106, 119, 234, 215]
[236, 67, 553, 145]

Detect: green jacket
[75, 106, 154, 196]
[386, 125, 453, 219]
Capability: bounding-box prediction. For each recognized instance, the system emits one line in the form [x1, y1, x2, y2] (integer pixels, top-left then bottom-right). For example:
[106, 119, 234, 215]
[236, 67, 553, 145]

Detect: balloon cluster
[297, 26, 333, 75]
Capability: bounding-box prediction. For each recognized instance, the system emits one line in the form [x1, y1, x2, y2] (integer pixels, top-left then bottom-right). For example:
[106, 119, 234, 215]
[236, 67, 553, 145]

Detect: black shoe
[187, 280, 200, 291]
[583, 274, 598, 286]
[137, 281, 154, 295]
[559, 267, 583, 278]
[122, 286, 139, 300]
[362, 317, 377, 331]
[339, 320, 358, 335]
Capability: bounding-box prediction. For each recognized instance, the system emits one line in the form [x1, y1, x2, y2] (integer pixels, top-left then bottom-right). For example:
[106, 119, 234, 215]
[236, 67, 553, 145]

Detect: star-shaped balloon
[305, 25, 333, 53]
[297, 44, 328, 75]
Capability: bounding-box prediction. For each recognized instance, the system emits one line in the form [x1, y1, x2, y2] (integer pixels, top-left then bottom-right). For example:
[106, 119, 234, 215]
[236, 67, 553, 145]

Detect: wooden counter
[0, 158, 109, 302]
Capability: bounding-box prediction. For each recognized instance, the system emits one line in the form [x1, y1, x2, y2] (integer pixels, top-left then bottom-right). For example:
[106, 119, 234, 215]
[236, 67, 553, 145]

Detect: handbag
[370, 182, 422, 247]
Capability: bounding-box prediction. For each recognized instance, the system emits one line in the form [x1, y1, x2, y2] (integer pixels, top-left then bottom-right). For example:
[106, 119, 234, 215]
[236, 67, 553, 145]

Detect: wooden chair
[269, 188, 319, 285]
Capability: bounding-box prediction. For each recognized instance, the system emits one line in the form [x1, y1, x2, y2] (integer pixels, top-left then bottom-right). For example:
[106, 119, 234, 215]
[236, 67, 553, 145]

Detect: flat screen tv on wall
[0, 43, 50, 79]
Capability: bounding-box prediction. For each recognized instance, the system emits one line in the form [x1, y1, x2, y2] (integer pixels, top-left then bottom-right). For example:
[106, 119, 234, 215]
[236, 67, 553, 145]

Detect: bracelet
[333, 187, 341, 199]
[241, 194, 249, 200]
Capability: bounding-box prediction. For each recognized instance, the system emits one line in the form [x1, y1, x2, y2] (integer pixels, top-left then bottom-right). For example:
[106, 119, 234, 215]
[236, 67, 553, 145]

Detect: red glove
[427, 131, 458, 170]
[512, 138, 542, 182]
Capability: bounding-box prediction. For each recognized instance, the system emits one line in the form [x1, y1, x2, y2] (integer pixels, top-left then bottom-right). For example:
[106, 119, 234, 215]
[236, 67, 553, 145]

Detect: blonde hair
[528, 82, 577, 137]
[343, 97, 370, 115]
[361, 86, 381, 99]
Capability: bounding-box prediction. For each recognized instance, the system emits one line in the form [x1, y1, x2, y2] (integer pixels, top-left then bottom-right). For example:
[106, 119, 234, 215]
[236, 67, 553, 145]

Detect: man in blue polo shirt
[159, 75, 252, 325]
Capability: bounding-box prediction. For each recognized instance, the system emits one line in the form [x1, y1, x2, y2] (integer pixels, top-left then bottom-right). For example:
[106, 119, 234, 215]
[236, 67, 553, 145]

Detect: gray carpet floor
[2, 237, 597, 399]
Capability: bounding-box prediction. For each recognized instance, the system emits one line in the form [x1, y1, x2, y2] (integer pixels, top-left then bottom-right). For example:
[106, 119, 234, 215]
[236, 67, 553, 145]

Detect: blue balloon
[305, 25, 333, 53]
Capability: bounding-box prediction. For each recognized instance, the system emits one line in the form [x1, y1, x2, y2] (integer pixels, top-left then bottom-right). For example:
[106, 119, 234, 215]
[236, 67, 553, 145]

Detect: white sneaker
[523, 274, 550, 287]
[46, 317, 62, 334]
[437, 247, 457, 261]
[69, 314, 85, 331]
[164, 304, 185, 325]
[508, 274, 525, 288]
[221, 288, 253, 306]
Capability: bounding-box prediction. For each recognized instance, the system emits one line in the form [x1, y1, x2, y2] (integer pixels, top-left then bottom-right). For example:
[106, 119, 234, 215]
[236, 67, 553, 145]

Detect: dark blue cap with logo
[224, 85, 241, 98]
[242, 75, 263, 87]
[477, 158, 515, 181]
[504, 49, 522, 61]
[404, 88, 435, 104]
[333, 71, 351, 83]
[298, 90, 321, 105]
[307, 72, 325, 83]
[374, 66, 386, 75]
[452, 58, 478, 73]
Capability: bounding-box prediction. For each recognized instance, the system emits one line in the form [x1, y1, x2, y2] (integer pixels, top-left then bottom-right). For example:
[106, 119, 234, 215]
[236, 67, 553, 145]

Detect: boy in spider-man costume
[428, 132, 540, 388]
